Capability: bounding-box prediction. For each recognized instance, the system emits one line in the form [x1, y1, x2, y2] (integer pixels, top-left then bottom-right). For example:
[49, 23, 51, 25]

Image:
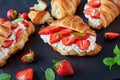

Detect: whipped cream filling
[0, 23, 26, 60]
[84, 1, 101, 28]
[40, 35, 96, 54]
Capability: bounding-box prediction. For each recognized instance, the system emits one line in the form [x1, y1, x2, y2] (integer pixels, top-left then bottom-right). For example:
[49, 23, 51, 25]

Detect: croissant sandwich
[0, 19, 35, 67]
[83, 0, 120, 30]
[51, 0, 81, 19]
[38, 15, 102, 56]
[28, 0, 53, 24]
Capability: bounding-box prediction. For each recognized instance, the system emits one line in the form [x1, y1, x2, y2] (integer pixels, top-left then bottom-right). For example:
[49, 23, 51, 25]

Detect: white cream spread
[40, 35, 96, 54]
[0, 22, 26, 60]
[84, 0, 101, 28]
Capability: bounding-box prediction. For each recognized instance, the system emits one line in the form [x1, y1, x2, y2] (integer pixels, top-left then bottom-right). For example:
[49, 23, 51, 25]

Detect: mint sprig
[0, 73, 12, 80]
[45, 68, 55, 80]
[103, 44, 120, 69]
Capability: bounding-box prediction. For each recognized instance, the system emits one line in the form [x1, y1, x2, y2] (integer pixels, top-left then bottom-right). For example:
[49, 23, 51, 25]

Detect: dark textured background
[0, 0, 120, 80]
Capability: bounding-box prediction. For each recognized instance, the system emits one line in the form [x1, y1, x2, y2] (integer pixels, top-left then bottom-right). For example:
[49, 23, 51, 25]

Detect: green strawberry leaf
[12, 18, 23, 24]
[103, 57, 115, 69]
[114, 56, 120, 65]
[113, 44, 120, 56]
[45, 68, 55, 80]
[71, 32, 85, 37]
[0, 73, 11, 80]
[55, 33, 60, 39]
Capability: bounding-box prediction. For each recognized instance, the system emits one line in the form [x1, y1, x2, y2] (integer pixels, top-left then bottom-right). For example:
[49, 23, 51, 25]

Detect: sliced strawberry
[83, 7, 100, 19]
[11, 23, 19, 29]
[16, 29, 24, 42]
[0, 18, 7, 24]
[39, 26, 62, 35]
[2, 40, 14, 48]
[7, 32, 12, 38]
[105, 32, 120, 39]
[21, 50, 35, 63]
[16, 68, 33, 80]
[50, 33, 61, 44]
[20, 12, 28, 20]
[76, 40, 90, 50]
[59, 28, 74, 37]
[7, 9, 18, 19]
[87, 0, 101, 7]
[22, 20, 29, 27]
[62, 36, 77, 46]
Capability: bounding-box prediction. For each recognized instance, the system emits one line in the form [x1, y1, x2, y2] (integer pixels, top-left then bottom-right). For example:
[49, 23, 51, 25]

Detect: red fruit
[53, 60, 74, 76]
[50, 33, 61, 44]
[87, 0, 101, 7]
[11, 23, 19, 29]
[38, 26, 62, 35]
[76, 40, 90, 50]
[22, 20, 29, 27]
[2, 40, 14, 48]
[20, 12, 28, 20]
[105, 32, 120, 39]
[7, 9, 18, 19]
[16, 68, 33, 80]
[21, 50, 35, 63]
[62, 36, 77, 46]
[59, 29, 74, 37]
[16, 29, 24, 42]
[83, 7, 100, 19]
[0, 18, 7, 24]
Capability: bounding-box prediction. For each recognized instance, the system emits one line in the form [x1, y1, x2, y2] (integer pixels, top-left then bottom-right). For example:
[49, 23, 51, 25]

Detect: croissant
[0, 20, 35, 67]
[51, 0, 81, 19]
[39, 15, 102, 56]
[83, 0, 120, 30]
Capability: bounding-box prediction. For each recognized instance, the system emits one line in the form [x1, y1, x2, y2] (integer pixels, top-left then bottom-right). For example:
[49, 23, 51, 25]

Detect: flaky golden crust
[0, 21, 12, 47]
[51, 0, 81, 19]
[50, 15, 96, 36]
[51, 43, 102, 56]
[0, 21, 35, 67]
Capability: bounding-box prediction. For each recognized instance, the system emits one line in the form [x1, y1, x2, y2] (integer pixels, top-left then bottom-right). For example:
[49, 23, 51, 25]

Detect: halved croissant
[39, 15, 102, 56]
[84, 0, 120, 30]
[51, 0, 81, 19]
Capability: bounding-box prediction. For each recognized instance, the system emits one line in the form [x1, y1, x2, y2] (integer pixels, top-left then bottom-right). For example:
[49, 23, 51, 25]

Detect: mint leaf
[0, 73, 11, 80]
[103, 57, 115, 69]
[12, 18, 23, 24]
[45, 68, 55, 80]
[113, 44, 120, 56]
[114, 56, 120, 65]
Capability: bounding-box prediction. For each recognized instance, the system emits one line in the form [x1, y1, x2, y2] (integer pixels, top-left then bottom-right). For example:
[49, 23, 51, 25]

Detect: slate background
[0, 0, 120, 80]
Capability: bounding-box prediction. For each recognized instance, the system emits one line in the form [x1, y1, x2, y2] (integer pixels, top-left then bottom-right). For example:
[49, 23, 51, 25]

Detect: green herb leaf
[0, 73, 11, 80]
[45, 68, 55, 80]
[114, 56, 120, 65]
[103, 57, 115, 69]
[71, 32, 85, 37]
[113, 44, 120, 56]
[12, 18, 23, 24]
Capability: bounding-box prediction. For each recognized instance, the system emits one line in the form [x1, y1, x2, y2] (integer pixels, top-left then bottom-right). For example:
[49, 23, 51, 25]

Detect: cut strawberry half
[104, 32, 120, 39]
[87, 0, 101, 7]
[16, 68, 33, 80]
[11, 23, 19, 29]
[22, 20, 29, 27]
[16, 29, 24, 42]
[83, 7, 100, 19]
[62, 36, 77, 46]
[38, 26, 62, 35]
[0, 18, 7, 24]
[2, 40, 14, 48]
[50, 33, 61, 44]
[76, 40, 90, 50]
[59, 28, 74, 37]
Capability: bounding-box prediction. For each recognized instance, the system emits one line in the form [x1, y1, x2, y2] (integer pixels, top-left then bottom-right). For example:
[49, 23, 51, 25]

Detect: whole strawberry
[53, 60, 74, 76]
[16, 68, 33, 80]
[7, 9, 18, 19]
[104, 32, 120, 39]
[21, 50, 35, 63]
